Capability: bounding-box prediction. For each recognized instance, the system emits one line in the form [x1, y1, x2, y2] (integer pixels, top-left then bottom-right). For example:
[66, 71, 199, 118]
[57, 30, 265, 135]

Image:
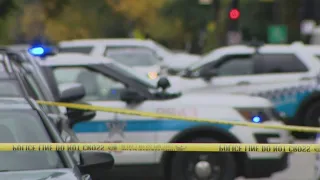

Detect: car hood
[132, 65, 161, 74]
[0, 169, 80, 180]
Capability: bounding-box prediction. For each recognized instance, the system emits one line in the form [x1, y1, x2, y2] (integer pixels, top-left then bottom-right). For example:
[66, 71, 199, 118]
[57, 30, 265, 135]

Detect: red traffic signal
[229, 8, 240, 20]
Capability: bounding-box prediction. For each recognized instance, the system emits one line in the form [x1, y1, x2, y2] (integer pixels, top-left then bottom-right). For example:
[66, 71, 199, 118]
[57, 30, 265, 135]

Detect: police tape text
[156, 107, 198, 117]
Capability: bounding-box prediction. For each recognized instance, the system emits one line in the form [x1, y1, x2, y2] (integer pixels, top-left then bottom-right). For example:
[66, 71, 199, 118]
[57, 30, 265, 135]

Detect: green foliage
[0, 0, 304, 47]
[162, 0, 214, 31]
[0, 0, 17, 19]
[40, 0, 70, 18]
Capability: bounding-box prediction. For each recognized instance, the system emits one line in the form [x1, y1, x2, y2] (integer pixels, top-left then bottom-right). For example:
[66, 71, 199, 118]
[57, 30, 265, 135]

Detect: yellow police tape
[36, 101, 320, 133]
[4, 143, 320, 153]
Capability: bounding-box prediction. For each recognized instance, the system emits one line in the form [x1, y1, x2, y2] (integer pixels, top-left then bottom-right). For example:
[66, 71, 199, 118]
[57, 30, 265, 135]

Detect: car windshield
[107, 61, 157, 88]
[185, 49, 220, 72]
[59, 46, 93, 54]
[0, 110, 64, 171]
[151, 41, 173, 57]
[0, 79, 23, 97]
[107, 49, 159, 67]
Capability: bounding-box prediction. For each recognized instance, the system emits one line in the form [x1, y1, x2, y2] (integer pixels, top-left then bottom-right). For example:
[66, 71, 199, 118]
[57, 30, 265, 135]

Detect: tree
[106, 0, 184, 48]
[20, 3, 45, 41]
[106, 0, 165, 27]
[161, 0, 215, 53]
[44, 0, 129, 41]
[40, 0, 70, 18]
[0, 0, 17, 19]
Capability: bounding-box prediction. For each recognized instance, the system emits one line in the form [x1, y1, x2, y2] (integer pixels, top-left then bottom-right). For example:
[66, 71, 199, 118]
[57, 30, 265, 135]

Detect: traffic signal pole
[228, 0, 239, 31]
[227, 0, 242, 45]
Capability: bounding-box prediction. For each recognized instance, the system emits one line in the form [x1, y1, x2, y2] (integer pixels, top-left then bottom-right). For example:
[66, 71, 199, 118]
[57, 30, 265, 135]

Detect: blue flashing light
[28, 47, 45, 56]
[28, 45, 56, 57]
[252, 116, 261, 123]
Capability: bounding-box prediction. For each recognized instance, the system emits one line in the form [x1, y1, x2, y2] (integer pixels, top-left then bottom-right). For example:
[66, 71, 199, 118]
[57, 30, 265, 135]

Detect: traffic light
[228, 0, 240, 30]
[229, 8, 240, 20]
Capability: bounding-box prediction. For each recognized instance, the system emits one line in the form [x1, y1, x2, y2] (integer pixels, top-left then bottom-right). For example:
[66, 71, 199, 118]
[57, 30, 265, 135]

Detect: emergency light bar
[28, 45, 57, 57]
[252, 116, 261, 123]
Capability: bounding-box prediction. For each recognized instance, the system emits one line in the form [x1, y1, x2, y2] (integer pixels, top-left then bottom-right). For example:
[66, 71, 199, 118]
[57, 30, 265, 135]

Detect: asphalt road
[111, 140, 316, 180]
[239, 140, 315, 180]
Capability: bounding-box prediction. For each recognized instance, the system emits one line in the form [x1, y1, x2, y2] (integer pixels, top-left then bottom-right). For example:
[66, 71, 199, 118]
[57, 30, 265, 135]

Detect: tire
[294, 102, 320, 139]
[170, 137, 237, 180]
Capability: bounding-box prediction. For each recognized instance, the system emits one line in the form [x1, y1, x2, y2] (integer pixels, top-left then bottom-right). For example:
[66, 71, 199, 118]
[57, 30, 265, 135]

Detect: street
[239, 140, 315, 180]
[110, 140, 316, 180]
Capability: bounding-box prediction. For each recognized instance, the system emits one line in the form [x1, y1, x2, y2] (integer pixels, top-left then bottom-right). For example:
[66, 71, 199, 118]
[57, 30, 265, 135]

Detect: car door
[51, 66, 156, 164]
[233, 53, 316, 117]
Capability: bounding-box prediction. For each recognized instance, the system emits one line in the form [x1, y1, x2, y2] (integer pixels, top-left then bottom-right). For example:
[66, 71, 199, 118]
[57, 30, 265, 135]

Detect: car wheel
[297, 102, 320, 139]
[170, 137, 236, 180]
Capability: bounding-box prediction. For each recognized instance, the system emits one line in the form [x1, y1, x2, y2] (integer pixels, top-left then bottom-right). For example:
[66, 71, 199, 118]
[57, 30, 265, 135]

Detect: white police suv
[58, 38, 200, 73]
[169, 42, 320, 137]
[34, 51, 291, 180]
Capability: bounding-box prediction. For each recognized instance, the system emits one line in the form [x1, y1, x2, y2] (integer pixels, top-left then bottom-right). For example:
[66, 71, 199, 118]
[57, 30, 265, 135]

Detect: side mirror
[59, 83, 85, 102]
[120, 89, 146, 104]
[79, 152, 114, 180]
[58, 83, 96, 126]
[66, 101, 96, 128]
[157, 77, 171, 90]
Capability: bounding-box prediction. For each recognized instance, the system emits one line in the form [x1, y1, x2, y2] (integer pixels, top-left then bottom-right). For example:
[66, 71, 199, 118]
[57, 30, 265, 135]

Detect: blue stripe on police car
[73, 119, 233, 133]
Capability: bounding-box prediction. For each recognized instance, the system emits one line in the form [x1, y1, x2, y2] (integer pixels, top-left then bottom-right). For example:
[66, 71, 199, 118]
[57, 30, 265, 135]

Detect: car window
[188, 49, 222, 71]
[104, 46, 155, 56]
[257, 54, 308, 74]
[53, 66, 126, 101]
[106, 48, 159, 67]
[151, 41, 172, 57]
[59, 46, 93, 54]
[24, 74, 53, 113]
[0, 80, 23, 97]
[10, 62, 53, 113]
[107, 62, 158, 89]
[0, 110, 64, 171]
[215, 56, 254, 76]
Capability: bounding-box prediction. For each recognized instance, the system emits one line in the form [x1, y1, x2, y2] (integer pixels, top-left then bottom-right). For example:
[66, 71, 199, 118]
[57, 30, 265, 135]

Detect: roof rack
[0, 51, 37, 107]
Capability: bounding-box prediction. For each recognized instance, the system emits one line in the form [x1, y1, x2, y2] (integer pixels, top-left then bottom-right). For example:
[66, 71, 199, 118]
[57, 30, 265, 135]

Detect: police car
[168, 42, 320, 137]
[58, 38, 200, 75]
[0, 48, 96, 144]
[105, 47, 163, 80]
[31, 48, 292, 180]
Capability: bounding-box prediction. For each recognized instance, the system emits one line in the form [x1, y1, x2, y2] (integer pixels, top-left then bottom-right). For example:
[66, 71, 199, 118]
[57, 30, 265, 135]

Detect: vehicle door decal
[106, 113, 126, 138]
[251, 84, 316, 117]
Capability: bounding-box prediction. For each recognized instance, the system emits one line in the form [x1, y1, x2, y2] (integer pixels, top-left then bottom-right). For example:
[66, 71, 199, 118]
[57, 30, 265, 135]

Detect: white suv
[169, 42, 320, 137]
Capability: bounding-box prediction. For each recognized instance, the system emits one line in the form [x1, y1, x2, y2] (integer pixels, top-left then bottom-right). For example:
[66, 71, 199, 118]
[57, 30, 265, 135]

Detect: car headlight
[147, 72, 158, 80]
[236, 108, 277, 123]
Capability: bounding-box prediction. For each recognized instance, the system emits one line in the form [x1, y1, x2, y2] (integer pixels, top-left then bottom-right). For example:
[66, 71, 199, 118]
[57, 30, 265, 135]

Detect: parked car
[0, 97, 114, 179]
[58, 38, 200, 74]
[168, 42, 320, 138]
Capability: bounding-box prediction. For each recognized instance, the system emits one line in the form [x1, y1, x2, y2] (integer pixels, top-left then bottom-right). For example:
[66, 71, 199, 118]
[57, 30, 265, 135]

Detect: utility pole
[301, 0, 316, 43]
